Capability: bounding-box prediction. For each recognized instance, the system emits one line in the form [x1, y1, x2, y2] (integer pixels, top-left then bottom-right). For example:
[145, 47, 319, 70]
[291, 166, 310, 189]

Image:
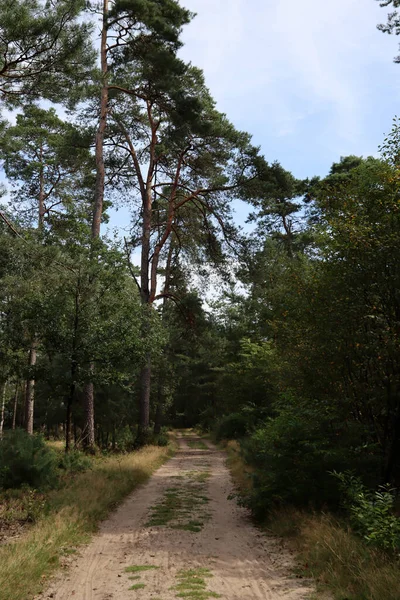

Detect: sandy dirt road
[40, 433, 313, 600]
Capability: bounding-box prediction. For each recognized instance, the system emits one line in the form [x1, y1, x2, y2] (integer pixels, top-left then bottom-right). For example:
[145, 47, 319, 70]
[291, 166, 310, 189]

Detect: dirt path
[41, 433, 313, 600]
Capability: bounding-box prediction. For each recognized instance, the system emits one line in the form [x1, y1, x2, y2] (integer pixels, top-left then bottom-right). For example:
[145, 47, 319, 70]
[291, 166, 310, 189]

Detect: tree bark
[92, 0, 109, 237]
[153, 240, 174, 435]
[25, 340, 37, 435]
[12, 382, 18, 430]
[83, 379, 96, 451]
[0, 381, 7, 439]
[137, 354, 151, 444]
[384, 408, 400, 483]
[153, 386, 163, 435]
[82, 0, 109, 450]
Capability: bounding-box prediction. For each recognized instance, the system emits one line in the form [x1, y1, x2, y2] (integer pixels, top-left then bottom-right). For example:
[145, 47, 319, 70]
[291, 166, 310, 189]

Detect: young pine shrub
[0, 430, 58, 489]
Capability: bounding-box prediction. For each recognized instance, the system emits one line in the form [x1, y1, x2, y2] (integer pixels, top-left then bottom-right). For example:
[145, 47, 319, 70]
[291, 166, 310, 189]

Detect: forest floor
[38, 431, 314, 600]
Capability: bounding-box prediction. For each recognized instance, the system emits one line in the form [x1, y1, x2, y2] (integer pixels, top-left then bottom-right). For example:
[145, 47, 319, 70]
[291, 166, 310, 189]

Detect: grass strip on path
[0, 444, 174, 600]
[173, 568, 221, 600]
[147, 470, 211, 533]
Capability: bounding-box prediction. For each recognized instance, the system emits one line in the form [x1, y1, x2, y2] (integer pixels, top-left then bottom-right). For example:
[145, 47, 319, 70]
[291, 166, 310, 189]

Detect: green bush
[214, 412, 248, 441]
[59, 450, 92, 473]
[155, 433, 169, 447]
[0, 430, 58, 489]
[114, 425, 135, 451]
[334, 471, 400, 553]
[240, 395, 370, 516]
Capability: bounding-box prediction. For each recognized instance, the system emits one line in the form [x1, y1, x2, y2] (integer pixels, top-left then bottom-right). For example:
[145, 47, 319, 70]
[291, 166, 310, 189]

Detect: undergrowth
[222, 437, 400, 600]
[0, 444, 173, 600]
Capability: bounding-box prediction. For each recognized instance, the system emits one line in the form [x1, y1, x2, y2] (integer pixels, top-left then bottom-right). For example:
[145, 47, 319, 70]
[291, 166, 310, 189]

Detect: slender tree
[81, 0, 193, 449]
[108, 58, 263, 441]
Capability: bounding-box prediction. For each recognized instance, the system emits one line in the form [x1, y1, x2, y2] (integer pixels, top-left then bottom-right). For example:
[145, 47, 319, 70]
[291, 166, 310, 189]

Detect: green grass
[129, 583, 146, 590]
[125, 565, 160, 573]
[0, 445, 174, 600]
[146, 470, 210, 532]
[173, 568, 221, 600]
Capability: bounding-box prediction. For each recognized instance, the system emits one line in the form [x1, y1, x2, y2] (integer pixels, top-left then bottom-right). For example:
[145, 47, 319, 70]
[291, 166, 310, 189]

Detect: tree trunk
[92, 0, 109, 238]
[137, 354, 151, 445]
[153, 389, 163, 435]
[38, 144, 45, 229]
[25, 340, 37, 435]
[66, 392, 73, 452]
[384, 409, 400, 483]
[12, 382, 18, 430]
[0, 381, 7, 439]
[153, 241, 174, 435]
[83, 379, 96, 452]
[82, 0, 109, 448]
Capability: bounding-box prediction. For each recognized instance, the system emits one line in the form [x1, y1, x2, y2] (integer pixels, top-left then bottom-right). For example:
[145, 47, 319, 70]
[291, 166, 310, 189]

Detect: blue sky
[179, 0, 400, 178]
[109, 0, 400, 233]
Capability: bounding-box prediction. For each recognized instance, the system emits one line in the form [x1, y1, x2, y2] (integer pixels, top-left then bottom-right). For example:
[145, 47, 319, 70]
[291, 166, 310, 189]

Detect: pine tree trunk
[384, 409, 400, 483]
[137, 355, 151, 444]
[0, 381, 7, 439]
[153, 241, 174, 436]
[153, 389, 163, 435]
[83, 379, 96, 452]
[82, 0, 109, 448]
[12, 382, 18, 430]
[66, 394, 73, 452]
[25, 340, 37, 435]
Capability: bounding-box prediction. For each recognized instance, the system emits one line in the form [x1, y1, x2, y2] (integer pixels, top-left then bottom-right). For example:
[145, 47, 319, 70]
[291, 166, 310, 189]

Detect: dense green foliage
[0, 430, 58, 489]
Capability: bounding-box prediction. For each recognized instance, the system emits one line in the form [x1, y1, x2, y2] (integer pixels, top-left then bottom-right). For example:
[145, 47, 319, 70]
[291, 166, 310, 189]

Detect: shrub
[59, 450, 92, 473]
[214, 412, 248, 441]
[0, 430, 58, 489]
[334, 471, 400, 553]
[239, 394, 370, 516]
[155, 433, 169, 447]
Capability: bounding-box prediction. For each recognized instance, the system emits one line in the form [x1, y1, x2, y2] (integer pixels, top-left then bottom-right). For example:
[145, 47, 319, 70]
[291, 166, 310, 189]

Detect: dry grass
[0, 445, 173, 600]
[295, 512, 400, 600]
[221, 440, 254, 494]
[222, 440, 400, 600]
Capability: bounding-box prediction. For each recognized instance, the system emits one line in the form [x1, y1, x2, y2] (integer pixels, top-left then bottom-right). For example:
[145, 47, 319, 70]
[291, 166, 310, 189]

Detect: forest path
[41, 432, 313, 600]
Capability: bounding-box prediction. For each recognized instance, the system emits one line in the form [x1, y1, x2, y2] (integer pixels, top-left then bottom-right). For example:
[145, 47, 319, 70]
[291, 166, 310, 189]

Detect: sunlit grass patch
[125, 565, 160, 573]
[147, 470, 211, 532]
[129, 582, 146, 590]
[173, 568, 221, 600]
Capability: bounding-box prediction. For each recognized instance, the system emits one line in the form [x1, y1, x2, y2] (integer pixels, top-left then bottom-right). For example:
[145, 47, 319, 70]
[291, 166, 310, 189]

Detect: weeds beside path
[0, 445, 172, 600]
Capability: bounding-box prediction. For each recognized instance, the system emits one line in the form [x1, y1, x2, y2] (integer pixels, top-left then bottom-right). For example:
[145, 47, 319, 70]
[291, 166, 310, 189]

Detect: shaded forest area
[1, 2, 400, 597]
